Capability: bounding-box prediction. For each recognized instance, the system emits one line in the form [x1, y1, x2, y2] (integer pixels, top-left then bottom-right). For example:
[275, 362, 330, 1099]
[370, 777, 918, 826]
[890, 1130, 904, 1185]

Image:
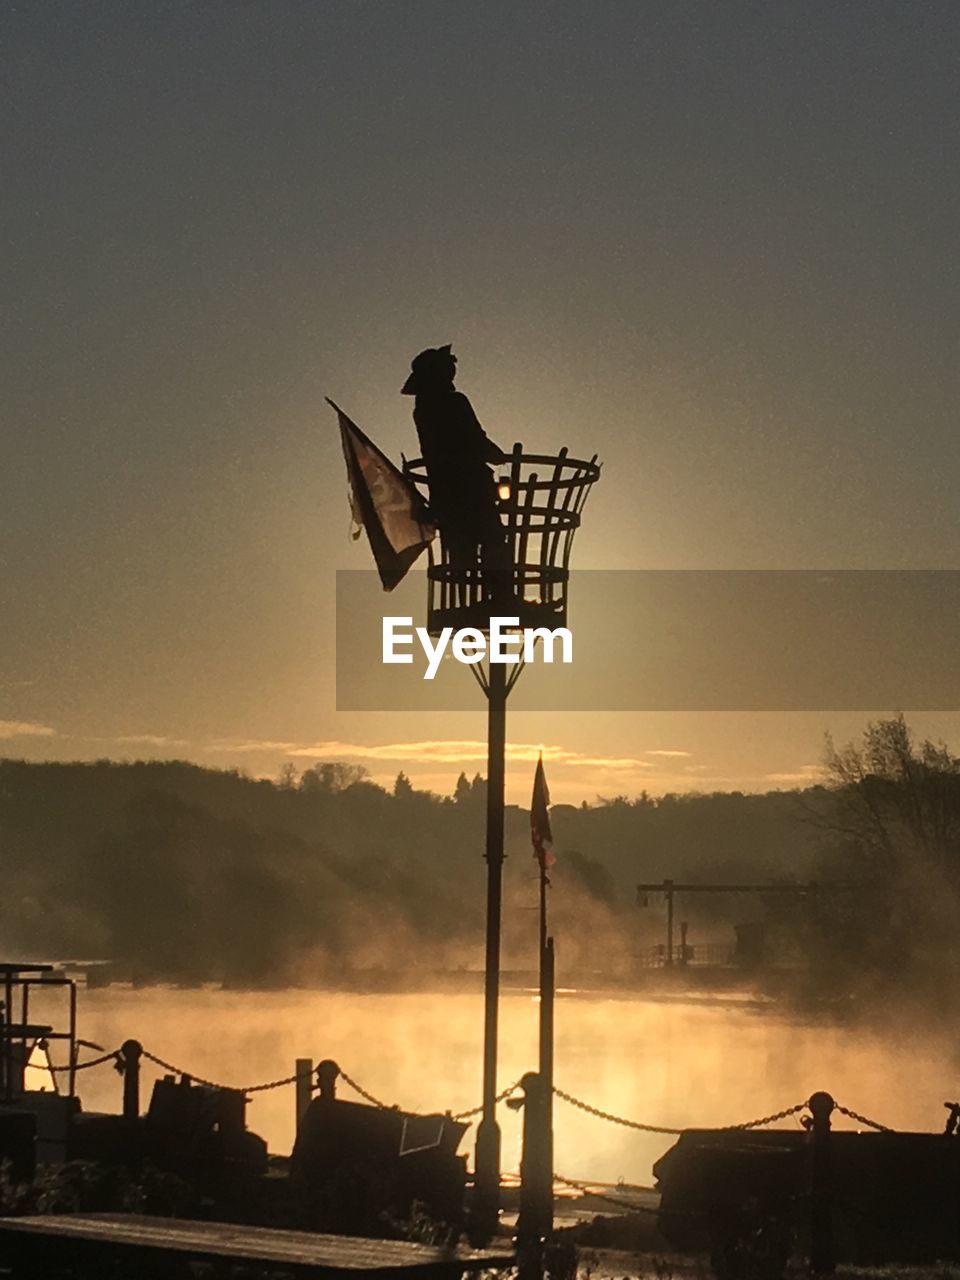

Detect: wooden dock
[0, 1213, 516, 1277]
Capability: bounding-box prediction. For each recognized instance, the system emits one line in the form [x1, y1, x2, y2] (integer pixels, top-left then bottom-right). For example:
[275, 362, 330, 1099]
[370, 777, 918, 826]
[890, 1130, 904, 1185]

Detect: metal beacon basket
[404, 443, 601, 636]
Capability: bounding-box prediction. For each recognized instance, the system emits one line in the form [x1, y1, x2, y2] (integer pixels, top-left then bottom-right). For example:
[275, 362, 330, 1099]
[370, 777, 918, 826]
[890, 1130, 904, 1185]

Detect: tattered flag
[329, 398, 435, 591]
[531, 752, 555, 875]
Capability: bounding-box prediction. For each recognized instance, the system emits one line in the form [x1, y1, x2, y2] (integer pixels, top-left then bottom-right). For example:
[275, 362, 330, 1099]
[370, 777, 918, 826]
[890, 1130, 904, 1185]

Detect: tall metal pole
[473, 657, 507, 1240]
[539, 934, 555, 1236]
[537, 850, 553, 1194]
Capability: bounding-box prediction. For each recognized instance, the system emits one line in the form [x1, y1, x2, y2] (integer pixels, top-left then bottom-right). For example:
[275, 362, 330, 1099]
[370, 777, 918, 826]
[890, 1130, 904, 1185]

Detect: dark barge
[0, 962, 486, 1272]
[654, 1099, 960, 1276]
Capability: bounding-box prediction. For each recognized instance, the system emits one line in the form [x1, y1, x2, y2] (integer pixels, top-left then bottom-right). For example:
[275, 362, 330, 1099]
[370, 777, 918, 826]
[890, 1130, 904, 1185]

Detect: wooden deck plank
[0, 1214, 515, 1273]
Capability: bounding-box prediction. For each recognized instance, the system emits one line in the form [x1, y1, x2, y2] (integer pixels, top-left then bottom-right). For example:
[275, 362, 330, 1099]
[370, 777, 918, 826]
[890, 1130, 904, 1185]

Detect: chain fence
[48, 1050, 123, 1076]
[553, 1087, 892, 1135]
[452, 1080, 522, 1120]
[140, 1049, 299, 1094]
[833, 1101, 893, 1132]
[39, 1044, 897, 1138]
[552, 1087, 684, 1135]
[336, 1068, 393, 1110]
[732, 1102, 809, 1130]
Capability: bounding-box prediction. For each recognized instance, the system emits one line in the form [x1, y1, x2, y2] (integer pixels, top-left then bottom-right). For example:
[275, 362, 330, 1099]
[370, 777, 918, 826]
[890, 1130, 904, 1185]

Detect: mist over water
[45, 986, 960, 1185]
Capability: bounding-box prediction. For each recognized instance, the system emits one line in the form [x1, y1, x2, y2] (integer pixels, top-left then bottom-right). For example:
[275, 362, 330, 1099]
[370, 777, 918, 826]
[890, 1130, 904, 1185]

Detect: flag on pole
[531, 752, 555, 874]
[329, 398, 436, 590]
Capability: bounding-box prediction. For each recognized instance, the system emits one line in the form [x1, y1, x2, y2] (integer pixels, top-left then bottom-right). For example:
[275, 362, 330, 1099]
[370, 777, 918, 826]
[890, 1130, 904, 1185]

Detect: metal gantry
[636, 879, 854, 967]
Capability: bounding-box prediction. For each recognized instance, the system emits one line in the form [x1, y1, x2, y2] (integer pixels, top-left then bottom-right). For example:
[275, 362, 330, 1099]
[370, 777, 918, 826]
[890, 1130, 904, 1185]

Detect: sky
[4, 1, 960, 802]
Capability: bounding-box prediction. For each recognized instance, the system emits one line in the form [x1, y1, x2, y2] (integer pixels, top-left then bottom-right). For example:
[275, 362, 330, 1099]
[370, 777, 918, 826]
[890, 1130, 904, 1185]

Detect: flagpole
[538, 871, 554, 1172]
[337, 412, 599, 1253]
[473, 656, 506, 1242]
[537, 855, 553, 1116]
[533, 755, 554, 1239]
[539, 935, 555, 1235]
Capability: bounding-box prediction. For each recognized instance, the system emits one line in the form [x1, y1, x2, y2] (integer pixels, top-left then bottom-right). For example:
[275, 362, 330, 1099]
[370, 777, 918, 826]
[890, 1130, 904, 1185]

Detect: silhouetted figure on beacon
[402, 345, 511, 600]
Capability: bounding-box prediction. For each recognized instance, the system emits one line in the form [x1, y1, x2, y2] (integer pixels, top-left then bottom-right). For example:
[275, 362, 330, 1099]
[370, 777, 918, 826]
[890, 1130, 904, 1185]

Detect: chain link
[729, 1102, 809, 1130]
[553, 1087, 684, 1134]
[48, 1050, 123, 1075]
[241, 1073, 300, 1093]
[338, 1070, 521, 1118]
[554, 1086, 812, 1134]
[336, 1068, 396, 1109]
[451, 1080, 522, 1119]
[141, 1049, 297, 1094]
[834, 1101, 893, 1132]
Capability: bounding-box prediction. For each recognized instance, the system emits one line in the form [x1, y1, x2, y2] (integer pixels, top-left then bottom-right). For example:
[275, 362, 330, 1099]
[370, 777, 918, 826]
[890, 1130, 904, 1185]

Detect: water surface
[40, 985, 957, 1186]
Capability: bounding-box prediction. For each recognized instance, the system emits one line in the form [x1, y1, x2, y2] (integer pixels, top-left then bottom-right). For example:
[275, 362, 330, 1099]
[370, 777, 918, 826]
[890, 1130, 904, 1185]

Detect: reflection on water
[42, 986, 960, 1185]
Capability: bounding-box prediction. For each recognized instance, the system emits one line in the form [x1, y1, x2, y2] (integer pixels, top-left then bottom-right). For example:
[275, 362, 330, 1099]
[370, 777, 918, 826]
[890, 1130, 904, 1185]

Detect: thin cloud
[0, 720, 56, 739]
[192, 736, 702, 780]
[210, 739, 300, 754]
[115, 734, 190, 749]
[213, 737, 655, 771]
[576, 756, 653, 770]
[765, 765, 822, 784]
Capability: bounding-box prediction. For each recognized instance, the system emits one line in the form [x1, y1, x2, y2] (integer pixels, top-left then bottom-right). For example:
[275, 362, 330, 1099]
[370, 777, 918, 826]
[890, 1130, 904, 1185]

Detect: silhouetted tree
[817, 713, 960, 871]
[454, 772, 472, 805]
[299, 762, 369, 793]
[797, 715, 960, 1007]
[277, 762, 299, 790]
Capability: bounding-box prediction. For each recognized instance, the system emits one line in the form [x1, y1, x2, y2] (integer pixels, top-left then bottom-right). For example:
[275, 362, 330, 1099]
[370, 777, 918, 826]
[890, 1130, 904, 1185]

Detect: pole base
[468, 1116, 502, 1246]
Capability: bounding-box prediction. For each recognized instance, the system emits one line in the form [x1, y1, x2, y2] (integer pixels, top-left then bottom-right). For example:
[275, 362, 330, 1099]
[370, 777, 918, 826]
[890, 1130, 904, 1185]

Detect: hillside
[0, 758, 820, 985]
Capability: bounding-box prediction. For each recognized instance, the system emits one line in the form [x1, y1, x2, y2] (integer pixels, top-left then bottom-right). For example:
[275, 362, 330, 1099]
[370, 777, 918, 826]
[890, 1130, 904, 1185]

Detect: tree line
[1, 716, 957, 1012]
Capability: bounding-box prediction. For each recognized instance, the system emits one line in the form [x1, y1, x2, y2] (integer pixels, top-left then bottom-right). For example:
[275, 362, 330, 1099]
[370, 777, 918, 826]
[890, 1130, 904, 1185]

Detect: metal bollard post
[120, 1040, 142, 1121]
[295, 1058, 314, 1130]
[316, 1059, 340, 1101]
[809, 1090, 835, 1274]
[513, 1071, 552, 1251]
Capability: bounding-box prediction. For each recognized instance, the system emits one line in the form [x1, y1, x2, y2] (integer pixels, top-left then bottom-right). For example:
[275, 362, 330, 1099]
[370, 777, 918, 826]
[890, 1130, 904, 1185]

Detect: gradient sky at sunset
[5, 2, 960, 801]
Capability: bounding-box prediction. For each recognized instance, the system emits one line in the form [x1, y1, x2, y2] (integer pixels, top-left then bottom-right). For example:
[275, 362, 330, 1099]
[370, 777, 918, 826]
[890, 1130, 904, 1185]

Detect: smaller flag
[330, 398, 436, 590]
[531, 752, 555, 875]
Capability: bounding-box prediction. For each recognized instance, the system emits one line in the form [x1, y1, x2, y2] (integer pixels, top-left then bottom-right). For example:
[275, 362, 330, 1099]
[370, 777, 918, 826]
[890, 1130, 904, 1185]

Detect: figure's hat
[401, 344, 455, 394]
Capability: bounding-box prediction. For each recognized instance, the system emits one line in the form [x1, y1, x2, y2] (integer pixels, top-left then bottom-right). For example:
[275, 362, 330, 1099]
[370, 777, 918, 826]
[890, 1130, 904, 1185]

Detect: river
[35, 984, 960, 1187]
